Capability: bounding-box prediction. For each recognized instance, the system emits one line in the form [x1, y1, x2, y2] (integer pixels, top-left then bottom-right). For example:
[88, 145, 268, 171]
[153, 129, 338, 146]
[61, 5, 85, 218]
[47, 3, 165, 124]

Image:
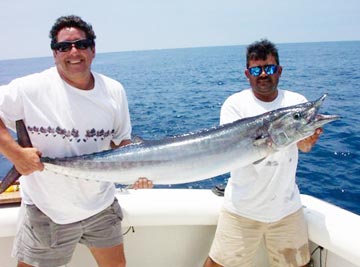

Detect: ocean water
[0, 41, 359, 215]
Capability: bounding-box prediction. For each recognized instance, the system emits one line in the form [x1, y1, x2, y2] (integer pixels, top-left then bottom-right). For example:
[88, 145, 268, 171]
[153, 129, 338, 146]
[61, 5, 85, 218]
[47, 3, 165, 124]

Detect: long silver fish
[0, 94, 339, 193]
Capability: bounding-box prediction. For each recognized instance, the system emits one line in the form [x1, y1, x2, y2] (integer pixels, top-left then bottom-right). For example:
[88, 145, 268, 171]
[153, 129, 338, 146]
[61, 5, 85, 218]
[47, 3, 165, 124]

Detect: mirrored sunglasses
[248, 64, 278, 77]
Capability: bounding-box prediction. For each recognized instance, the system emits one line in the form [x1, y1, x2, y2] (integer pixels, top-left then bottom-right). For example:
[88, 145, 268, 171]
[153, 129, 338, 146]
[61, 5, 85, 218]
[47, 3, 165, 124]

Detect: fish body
[0, 94, 339, 193]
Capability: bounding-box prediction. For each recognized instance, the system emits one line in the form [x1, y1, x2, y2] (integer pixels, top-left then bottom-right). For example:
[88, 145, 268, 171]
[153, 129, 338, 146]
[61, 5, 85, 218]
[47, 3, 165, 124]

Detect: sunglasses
[248, 64, 278, 77]
[52, 39, 94, 52]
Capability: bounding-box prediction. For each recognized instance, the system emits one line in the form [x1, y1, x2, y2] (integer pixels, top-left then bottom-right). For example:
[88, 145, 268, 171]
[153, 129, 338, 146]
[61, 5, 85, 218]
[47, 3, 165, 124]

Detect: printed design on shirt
[27, 125, 115, 143]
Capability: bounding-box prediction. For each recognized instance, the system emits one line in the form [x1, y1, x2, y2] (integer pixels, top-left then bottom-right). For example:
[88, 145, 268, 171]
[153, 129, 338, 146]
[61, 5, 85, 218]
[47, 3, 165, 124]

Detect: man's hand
[132, 177, 154, 189]
[113, 140, 154, 189]
[13, 147, 44, 175]
[297, 128, 323, 152]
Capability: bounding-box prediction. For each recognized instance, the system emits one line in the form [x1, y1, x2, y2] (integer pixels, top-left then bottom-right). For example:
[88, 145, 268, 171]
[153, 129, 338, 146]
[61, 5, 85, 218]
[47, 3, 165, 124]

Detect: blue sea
[0, 41, 359, 215]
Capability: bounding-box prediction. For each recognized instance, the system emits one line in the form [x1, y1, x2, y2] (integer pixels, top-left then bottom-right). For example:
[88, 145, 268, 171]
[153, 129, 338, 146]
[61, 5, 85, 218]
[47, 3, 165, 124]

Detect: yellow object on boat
[5, 184, 20, 193]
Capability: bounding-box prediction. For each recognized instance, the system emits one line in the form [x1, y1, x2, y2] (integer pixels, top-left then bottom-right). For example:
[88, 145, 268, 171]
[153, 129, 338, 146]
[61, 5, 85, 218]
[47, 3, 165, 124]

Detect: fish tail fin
[16, 119, 33, 148]
[0, 120, 32, 194]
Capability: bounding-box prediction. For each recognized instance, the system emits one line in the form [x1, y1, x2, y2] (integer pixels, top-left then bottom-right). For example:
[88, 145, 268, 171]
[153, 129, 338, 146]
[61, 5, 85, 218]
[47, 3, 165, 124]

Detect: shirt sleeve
[0, 80, 25, 131]
[220, 95, 243, 125]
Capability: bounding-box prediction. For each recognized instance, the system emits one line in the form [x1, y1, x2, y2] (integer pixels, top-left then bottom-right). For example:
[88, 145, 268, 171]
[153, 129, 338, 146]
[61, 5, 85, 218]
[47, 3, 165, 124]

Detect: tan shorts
[12, 198, 124, 267]
[209, 208, 310, 267]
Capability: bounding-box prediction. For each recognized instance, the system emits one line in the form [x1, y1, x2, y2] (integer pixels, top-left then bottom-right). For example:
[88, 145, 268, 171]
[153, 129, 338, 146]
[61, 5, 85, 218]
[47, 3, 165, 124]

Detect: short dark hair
[49, 15, 96, 49]
[246, 39, 279, 68]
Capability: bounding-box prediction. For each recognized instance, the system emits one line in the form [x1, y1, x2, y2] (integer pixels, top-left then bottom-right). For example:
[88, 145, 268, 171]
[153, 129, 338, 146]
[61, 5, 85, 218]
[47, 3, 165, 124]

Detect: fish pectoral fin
[252, 157, 266, 165]
[253, 134, 270, 147]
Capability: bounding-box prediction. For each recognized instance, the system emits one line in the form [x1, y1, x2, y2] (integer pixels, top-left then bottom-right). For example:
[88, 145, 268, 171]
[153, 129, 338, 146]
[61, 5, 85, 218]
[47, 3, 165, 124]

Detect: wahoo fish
[0, 94, 339, 193]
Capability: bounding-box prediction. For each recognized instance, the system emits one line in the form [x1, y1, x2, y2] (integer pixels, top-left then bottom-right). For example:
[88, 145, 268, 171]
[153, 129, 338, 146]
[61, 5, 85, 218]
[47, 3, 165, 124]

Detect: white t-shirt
[0, 67, 131, 224]
[220, 89, 307, 222]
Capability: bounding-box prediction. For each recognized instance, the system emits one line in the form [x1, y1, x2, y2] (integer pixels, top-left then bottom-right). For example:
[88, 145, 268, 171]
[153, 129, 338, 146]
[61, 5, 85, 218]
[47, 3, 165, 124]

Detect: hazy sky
[0, 0, 359, 60]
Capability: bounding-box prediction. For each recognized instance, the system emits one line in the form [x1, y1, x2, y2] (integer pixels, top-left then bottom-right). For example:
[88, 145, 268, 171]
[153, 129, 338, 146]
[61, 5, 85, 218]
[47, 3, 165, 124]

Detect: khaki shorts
[209, 208, 310, 267]
[12, 198, 124, 267]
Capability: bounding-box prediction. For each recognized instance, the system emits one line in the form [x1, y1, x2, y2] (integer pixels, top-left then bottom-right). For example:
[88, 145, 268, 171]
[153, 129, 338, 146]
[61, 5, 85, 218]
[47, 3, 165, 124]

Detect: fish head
[267, 94, 340, 149]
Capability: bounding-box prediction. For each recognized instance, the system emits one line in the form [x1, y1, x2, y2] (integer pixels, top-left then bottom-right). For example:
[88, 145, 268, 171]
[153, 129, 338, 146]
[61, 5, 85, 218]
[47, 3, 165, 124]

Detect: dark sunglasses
[52, 39, 94, 52]
[248, 64, 278, 77]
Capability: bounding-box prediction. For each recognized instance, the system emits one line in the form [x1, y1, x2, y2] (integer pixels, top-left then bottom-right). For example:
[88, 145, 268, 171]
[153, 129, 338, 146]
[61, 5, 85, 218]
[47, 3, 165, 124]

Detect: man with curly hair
[0, 15, 152, 267]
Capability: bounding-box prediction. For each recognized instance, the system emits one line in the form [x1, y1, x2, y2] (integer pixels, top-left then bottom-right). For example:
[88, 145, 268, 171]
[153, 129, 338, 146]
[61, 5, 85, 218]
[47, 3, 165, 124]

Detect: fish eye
[293, 112, 302, 120]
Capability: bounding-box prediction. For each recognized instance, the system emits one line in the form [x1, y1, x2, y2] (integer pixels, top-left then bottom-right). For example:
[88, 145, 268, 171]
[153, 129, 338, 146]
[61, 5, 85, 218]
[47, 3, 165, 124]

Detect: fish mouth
[316, 113, 341, 122]
[312, 113, 341, 128]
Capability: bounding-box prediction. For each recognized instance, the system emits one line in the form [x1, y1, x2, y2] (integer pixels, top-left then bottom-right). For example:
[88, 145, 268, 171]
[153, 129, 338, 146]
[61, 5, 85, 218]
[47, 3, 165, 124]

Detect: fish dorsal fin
[131, 135, 145, 144]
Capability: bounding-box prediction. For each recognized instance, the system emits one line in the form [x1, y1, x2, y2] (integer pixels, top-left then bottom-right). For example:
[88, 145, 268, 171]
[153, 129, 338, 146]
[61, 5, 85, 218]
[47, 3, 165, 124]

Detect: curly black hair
[246, 39, 279, 68]
[49, 15, 96, 50]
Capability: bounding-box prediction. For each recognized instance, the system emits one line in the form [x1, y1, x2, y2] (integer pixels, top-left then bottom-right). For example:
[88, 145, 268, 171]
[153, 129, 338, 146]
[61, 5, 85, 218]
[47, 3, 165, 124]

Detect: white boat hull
[1, 189, 359, 267]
